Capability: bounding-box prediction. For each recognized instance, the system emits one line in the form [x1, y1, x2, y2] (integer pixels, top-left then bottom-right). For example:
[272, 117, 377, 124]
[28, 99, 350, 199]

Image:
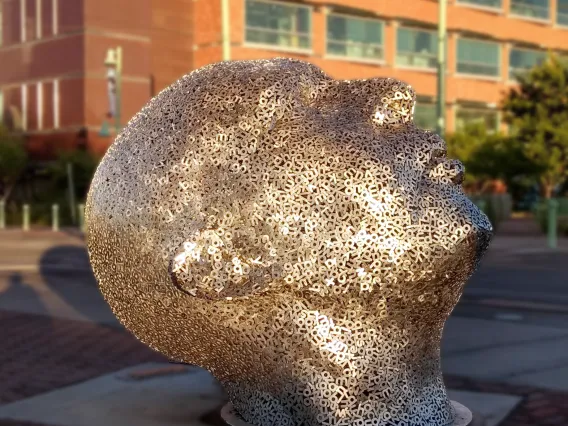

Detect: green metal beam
[436, 0, 447, 137]
[221, 0, 231, 61]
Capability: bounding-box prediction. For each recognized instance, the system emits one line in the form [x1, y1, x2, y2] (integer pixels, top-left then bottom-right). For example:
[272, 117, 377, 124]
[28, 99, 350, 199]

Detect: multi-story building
[1, 0, 568, 158]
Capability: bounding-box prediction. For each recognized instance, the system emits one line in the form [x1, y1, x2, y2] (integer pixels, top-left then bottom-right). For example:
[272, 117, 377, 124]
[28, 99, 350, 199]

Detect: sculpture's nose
[449, 159, 465, 186]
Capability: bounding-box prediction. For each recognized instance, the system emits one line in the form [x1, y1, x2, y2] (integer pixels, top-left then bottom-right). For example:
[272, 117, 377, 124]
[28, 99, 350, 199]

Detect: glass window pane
[557, 0, 568, 25]
[509, 49, 546, 79]
[511, 0, 549, 19]
[456, 108, 499, 132]
[457, 39, 500, 76]
[245, 0, 311, 49]
[414, 102, 437, 130]
[326, 14, 383, 60]
[458, 0, 502, 8]
[396, 28, 437, 69]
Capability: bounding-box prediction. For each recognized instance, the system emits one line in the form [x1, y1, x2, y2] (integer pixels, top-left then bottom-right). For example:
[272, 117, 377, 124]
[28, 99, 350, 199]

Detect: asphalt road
[464, 251, 568, 306]
[1, 230, 567, 320]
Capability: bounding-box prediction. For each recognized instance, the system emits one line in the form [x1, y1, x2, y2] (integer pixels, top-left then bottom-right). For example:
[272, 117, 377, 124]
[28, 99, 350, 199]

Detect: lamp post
[102, 47, 123, 134]
[436, 0, 447, 138]
[221, 0, 231, 61]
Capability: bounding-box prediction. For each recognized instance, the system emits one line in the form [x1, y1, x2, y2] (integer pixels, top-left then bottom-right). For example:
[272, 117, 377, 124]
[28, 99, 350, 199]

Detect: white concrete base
[447, 390, 521, 426]
[221, 401, 472, 426]
[0, 363, 228, 426]
[0, 363, 520, 426]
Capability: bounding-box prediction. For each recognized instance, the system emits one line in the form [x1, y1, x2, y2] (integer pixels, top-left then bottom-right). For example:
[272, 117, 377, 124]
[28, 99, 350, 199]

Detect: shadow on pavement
[0, 272, 50, 317]
[35, 245, 117, 324]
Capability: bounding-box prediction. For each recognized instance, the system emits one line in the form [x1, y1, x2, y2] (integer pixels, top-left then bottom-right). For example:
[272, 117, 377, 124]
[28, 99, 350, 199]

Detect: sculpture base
[220, 401, 473, 426]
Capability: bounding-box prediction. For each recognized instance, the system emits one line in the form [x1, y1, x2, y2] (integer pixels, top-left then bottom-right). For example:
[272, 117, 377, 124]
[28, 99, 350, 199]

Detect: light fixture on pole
[99, 46, 123, 136]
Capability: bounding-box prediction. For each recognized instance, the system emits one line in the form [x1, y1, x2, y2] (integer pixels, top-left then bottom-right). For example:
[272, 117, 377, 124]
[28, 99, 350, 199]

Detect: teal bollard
[0, 200, 5, 229]
[78, 204, 85, 233]
[52, 204, 59, 232]
[23, 204, 30, 231]
[547, 198, 558, 249]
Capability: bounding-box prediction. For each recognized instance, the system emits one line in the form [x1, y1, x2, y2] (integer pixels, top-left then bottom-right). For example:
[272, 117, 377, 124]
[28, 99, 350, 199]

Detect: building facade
[1, 0, 568, 158]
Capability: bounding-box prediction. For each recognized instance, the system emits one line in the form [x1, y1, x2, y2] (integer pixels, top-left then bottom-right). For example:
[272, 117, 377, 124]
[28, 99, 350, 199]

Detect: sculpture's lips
[476, 227, 493, 258]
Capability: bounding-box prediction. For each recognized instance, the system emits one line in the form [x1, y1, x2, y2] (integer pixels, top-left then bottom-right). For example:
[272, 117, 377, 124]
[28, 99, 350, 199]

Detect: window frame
[456, 0, 504, 13]
[324, 12, 385, 64]
[395, 26, 438, 71]
[557, 0, 568, 26]
[454, 105, 500, 133]
[413, 98, 438, 131]
[509, 0, 550, 22]
[508, 46, 546, 81]
[243, 0, 313, 53]
[455, 36, 502, 80]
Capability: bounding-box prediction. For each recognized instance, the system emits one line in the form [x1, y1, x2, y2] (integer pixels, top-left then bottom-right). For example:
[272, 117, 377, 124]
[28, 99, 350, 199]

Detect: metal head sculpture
[86, 58, 492, 426]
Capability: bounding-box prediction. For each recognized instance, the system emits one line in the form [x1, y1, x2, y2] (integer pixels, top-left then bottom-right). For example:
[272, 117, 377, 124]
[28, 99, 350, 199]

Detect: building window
[53, 79, 59, 128]
[457, 38, 500, 77]
[36, 82, 43, 130]
[509, 48, 546, 80]
[558, 0, 568, 25]
[52, 0, 58, 35]
[326, 14, 384, 61]
[457, 0, 502, 9]
[21, 85, 28, 131]
[396, 27, 437, 69]
[36, 0, 41, 39]
[413, 100, 437, 130]
[510, 0, 549, 20]
[0, 1, 3, 46]
[20, 0, 26, 42]
[455, 106, 499, 132]
[245, 0, 311, 50]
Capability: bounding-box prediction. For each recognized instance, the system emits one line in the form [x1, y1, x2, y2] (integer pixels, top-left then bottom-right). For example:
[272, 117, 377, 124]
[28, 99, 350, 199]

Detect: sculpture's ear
[168, 229, 283, 300]
[369, 78, 416, 127]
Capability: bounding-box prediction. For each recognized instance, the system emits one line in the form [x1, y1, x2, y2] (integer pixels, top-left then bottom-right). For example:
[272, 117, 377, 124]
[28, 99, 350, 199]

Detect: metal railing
[0, 202, 85, 232]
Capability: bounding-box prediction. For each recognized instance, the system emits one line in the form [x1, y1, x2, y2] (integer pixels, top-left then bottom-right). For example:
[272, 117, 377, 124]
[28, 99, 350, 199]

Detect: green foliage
[534, 198, 568, 236]
[501, 52, 568, 198]
[0, 126, 28, 201]
[445, 123, 541, 195]
[46, 150, 100, 202]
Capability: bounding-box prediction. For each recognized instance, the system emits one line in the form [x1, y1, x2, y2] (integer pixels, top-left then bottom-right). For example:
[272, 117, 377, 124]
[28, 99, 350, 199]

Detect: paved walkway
[0, 227, 567, 425]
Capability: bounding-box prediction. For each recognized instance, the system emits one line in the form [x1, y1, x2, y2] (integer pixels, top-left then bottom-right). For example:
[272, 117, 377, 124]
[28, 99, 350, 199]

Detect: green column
[78, 204, 85, 233]
[547, 198, 558, 249]
[23, 204, 30, 231]
[221, 0, 231, 61]
[436, 0, 447, 137]
[0, 200, 5, 229]
[52, 204, 59, 232]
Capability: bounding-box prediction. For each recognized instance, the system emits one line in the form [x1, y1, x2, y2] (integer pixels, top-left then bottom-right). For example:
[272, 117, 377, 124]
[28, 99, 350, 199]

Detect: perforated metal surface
[86, 58, 492, 426]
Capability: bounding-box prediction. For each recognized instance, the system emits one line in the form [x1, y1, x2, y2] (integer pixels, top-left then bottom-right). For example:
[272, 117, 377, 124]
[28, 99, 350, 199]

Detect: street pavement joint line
[500, 357, 568, 380]
[443, 333, 568, 357]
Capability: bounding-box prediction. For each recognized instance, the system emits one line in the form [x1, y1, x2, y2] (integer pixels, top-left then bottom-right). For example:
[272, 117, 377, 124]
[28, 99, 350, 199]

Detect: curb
[460, 297, 568, 314]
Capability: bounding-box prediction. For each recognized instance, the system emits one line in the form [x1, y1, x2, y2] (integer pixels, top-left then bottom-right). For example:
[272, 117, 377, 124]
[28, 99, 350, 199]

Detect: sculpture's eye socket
[431, 148, 447, 160]
[429, 148, 447, 167]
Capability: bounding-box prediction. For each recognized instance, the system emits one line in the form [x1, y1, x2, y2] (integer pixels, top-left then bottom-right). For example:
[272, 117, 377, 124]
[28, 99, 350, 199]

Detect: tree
[501, 52, 568, 198]
[445, 123, 487, 192]
[47, 150, 100, 201]
[445, 123, 542, 196]
[0, 126, 27, 202]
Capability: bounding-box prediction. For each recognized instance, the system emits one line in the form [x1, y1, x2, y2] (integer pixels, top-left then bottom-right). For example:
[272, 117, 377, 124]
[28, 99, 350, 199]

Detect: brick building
[1, 0, 568, 158]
